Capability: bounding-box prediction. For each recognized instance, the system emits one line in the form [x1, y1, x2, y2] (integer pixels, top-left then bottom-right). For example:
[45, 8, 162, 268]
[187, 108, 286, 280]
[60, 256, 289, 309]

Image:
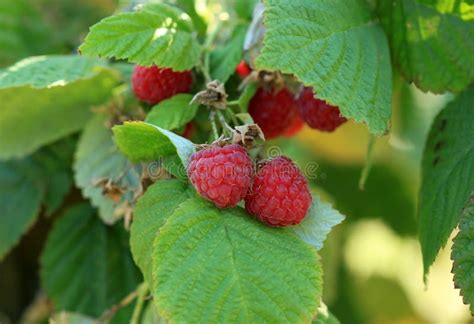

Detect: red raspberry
[248, 88, 298, 139]
[236, 60, 251, 78]
[283, 114, 304, 137]
[245, 156, 312, 227]
[188, 144, 253, 208]
[132, 65, 192, 105]
[296, 87, 347, 132]
[181, 122, 194, 139]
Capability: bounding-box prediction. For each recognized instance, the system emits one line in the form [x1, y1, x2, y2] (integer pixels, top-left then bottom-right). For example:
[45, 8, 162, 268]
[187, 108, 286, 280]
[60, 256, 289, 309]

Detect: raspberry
[248, 88, 298, 139]
[181, 122, 194, 139]
[283, 114, 304, 137]
[132, 65, 192, 105]
[188, 144, 253, 208]
[245, 156, 312, 227]
[296, 87, 347, 132]
[236, 60, 251, 78]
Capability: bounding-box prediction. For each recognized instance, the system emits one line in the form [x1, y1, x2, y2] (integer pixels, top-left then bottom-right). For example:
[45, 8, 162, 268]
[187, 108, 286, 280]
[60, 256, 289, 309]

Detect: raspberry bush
[0, 0, 473, 323]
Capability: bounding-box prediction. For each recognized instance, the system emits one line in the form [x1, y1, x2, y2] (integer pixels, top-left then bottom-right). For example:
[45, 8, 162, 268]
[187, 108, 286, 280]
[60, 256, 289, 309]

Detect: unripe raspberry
[236, 60, 251, 78]
[248, 88, 298, 139]
[132, 65, 192, 105]
[188, 144, 253, 208]
[296, 87, 347, 132]
[245, 156, 312, 227]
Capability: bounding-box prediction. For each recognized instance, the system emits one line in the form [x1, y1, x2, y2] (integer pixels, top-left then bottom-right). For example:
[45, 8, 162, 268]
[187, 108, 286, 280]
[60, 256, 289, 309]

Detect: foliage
[418, 87, 474, 274]
[0, 0, 473, 322]
[451, 194, 474, 314]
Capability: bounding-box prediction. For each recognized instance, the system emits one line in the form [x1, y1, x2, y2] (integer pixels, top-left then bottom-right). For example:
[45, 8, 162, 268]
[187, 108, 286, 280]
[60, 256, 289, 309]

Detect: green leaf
[113, 121, 195, 168]
[79, 3, 201, 71]
[145, 94, 199, 130]
[75, 115, 143, 224]
[418, 87, 474, 274]
[40, 203, 141, 317]
[451, 194, 474, 314]
[377, 0, 474, 93]
[34, 137, 76, 215]
[210, 24, 247, 83]
[238, 82, 257, 113]
[152, 198, 322, 322]
[0, 138, 76, 259]
[130, 179, 194, 284]
[0, 160, 43, 260]
[291, 194, 345, 251]
[255, 0, 392, 135]
[0, 55, 110, 89]
[0, 55, 118, 160]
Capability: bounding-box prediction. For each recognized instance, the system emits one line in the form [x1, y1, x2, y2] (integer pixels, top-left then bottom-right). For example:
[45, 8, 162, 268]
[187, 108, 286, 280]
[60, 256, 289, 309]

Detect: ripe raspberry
[188, 144, 253, 208]
[132, 65, 192, 105]
[296, 87, 347, 132]
[236, 60, 251, 78]
[248, 88, 298, 139]
[245, 156, 312, 227]
[283, 114, 304, 137]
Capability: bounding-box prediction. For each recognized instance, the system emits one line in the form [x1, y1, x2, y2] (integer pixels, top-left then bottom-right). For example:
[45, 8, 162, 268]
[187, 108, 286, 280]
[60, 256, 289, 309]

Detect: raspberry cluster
[234, 62, 346, 138]
[188, 144, 312, 227]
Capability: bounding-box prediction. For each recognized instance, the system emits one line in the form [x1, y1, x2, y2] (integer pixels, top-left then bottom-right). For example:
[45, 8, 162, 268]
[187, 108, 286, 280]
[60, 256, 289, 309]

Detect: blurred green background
[0, 0, 471, 323]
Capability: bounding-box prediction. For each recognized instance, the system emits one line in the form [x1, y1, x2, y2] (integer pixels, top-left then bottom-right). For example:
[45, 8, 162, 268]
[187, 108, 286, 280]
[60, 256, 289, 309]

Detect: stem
[209, 110, 219, 140]
[131, 283, 149, 324]
[225, 109, 239, 126]
[201, 20, 223, 83]
[359, 135, 376, 190]
[99, 284, 142, 322]
[227, 100, 240, 106]
[216, 110, 234, 136]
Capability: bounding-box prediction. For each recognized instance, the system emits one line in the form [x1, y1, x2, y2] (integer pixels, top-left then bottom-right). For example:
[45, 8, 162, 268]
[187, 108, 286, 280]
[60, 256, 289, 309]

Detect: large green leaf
[255, 0, 392, 135]
[210, 24, 247, 83]
[0, 160, 43, 260]
[145, 94, 199, 130]
[75, 115, 142, 224]
[33, 136, 76, 215]
[291, 194, 345, 251]
[0, 55, 118, 160]
[130, 180, 194, 284]
[418, 87, 474, 274]
[0, 55, 110, 89]
[152, 198, 322, 322]
[113, 121, 195, 168]
[377, 0, 474, 93]
[451, 193, 474, 314]
[451, 194, 474, 314]
[0, 138, 75, 260]
[40, 203, 141, 317]
[79, 3, 201, 71]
